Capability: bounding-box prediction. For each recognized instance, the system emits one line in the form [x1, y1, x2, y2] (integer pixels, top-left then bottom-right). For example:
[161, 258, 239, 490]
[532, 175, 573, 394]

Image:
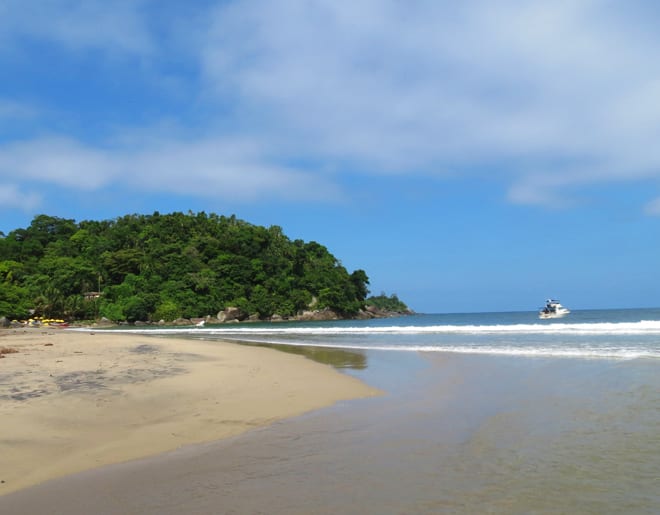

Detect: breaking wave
[80, 319, 660, 336]
[74, 319, 660, 360]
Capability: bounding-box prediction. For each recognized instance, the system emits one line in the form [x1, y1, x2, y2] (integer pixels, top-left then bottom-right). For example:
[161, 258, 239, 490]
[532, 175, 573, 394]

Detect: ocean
[152, 307, 660, 359]
[62, 309, 660, 513]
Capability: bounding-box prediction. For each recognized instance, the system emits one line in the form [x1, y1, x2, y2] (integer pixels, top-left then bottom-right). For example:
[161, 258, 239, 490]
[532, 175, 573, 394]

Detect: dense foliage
[365, 292, 410, 313]
[0, 212, 370, 322]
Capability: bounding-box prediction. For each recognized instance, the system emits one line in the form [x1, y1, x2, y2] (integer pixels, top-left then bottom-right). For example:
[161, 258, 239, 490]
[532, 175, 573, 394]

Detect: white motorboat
[539, 299, 570, 319]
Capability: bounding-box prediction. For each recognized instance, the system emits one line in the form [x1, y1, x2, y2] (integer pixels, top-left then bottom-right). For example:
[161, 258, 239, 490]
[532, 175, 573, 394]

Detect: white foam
[190, 336, 660, 360]
[75, 320, 660, 336]
[70, 319, 660, 360]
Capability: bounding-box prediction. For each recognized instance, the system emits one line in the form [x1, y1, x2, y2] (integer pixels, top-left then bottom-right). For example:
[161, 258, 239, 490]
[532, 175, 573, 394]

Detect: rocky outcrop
[217, 307, 248, 323]
[76, 304, 412, 328]
[93, 317, 116, 327]
[294, 308, 340, 321]
[363, 305, 415, 318]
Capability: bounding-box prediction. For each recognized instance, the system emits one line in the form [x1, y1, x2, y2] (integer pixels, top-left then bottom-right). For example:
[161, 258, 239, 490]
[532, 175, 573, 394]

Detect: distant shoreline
[1, 305, 414, 331]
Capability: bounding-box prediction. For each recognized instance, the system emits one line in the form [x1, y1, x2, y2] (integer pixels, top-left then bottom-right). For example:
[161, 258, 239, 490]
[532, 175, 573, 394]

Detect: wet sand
[0, 329, 380, 496]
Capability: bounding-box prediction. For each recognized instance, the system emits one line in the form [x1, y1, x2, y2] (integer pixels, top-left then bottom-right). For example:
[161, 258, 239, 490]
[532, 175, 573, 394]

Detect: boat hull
[539, 311, 569, 319]
[539, 308, 570, 319]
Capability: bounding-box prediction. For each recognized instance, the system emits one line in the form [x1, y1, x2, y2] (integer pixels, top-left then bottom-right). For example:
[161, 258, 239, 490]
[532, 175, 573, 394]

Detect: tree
[0, 281, 30, 319]
[350, 269, 370, 301]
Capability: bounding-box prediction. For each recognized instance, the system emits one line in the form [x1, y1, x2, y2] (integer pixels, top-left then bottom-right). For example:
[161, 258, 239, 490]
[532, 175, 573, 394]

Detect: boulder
[0, 316, 10, 328]
[362, 305, 414, 318]
[295, 308, 340, 321]
[94, 317, 115, 327]
[217, 307, 247, 323]
[355, 309, 376, 320]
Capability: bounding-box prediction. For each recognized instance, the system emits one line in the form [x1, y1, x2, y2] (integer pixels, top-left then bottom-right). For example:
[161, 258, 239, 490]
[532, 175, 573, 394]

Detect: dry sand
[0, 328, 380, 495]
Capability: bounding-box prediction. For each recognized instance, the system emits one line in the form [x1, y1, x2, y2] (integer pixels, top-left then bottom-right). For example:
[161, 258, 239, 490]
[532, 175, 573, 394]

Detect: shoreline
[0, 328, 381, 496]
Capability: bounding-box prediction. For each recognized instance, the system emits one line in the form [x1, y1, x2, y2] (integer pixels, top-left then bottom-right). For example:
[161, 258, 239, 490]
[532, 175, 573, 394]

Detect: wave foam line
[77, 320, 660, 336]
[76, 329, 659, 360]
[204, 337, 660, 360]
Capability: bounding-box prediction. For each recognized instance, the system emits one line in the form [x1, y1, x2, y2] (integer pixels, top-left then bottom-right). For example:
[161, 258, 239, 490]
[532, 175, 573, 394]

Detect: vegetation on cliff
[364, 292, 411, 314]
[0, 212, 373, 322]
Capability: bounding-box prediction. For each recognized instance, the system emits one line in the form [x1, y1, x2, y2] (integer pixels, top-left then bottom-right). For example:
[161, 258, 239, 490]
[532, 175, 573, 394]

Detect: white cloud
[0, 136, 343, 204]
[127, 138, 344, 202]
[0, 184, 41, 211]
[199, 0, 660, 204]
[0, 138, 117, 190]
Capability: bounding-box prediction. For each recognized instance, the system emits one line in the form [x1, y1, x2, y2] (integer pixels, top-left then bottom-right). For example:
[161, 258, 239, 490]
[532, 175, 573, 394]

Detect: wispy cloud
[644, 197, 660, 216]
[0, 0, 153, 56]
[200, 0, 660, 205]
[0, 136, 343, 204]
[0, 184, 41, 211]
[0, 100, 37, 121]
[0, 138, 117, 190]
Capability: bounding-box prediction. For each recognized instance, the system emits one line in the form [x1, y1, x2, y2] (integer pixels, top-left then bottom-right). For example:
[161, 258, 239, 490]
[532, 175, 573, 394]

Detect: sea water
[74, 309, 659, 513]
[112, 307, 660, 360]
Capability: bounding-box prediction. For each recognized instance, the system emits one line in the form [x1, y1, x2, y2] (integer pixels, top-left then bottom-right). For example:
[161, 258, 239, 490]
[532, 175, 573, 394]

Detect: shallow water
[2, 350, 657, 514]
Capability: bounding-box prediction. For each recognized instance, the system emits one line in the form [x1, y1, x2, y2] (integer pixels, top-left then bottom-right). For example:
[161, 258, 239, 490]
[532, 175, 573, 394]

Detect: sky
[1, 0, 660, 314]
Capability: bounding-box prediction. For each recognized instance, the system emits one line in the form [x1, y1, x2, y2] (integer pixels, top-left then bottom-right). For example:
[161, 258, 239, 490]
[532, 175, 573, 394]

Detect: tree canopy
[0, 212, 371, 322]
[365, 292, 410, 313]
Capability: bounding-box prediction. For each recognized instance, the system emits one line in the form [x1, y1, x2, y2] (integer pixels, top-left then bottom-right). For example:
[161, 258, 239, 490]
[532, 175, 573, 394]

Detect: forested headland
[0, 212, 410, 324]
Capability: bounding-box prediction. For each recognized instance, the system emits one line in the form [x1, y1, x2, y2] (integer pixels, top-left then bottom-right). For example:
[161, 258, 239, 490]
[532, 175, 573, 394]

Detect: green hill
[0, 212, 371, 323]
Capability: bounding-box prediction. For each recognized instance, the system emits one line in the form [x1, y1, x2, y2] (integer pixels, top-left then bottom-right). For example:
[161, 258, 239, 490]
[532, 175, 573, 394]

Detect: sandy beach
[0, 328, 380, 496]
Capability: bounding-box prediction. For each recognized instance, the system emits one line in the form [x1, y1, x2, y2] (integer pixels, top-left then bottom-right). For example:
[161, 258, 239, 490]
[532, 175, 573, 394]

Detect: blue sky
[1, 0, 660, 313]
